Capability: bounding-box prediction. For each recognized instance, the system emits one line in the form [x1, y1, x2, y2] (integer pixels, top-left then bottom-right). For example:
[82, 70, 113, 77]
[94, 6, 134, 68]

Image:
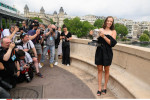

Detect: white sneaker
[67, 64, 70, 66]
[39, 63, 43, 68]
[54, 62, 58, 65]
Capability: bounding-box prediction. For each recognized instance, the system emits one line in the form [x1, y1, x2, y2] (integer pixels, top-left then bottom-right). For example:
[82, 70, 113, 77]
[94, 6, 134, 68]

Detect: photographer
[1, 24, 19, 42]
[39, 24, 46, 52]
[16, 33, 43, 78]
[22, 20, 29, 33]
[28, 21, 43, 68]
[16, 50, 33, 83]
[40, 24, 56, 68]
[0, 37, 20, 88]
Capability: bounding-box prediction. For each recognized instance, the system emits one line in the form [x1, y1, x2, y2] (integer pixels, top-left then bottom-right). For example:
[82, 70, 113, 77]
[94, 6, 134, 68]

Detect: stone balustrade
[70, 38, 150, 99]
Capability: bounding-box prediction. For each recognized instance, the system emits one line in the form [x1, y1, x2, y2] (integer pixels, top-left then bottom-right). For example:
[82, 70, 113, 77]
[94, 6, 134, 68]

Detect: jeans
[41, 45, 55, 64]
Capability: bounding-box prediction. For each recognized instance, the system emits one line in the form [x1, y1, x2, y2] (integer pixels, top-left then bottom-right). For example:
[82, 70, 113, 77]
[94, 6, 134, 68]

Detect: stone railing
[70, 38, 150, 99]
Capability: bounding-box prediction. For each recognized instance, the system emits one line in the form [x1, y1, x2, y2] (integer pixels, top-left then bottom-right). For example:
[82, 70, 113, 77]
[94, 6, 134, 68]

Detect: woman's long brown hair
[102, 16, 115, 30]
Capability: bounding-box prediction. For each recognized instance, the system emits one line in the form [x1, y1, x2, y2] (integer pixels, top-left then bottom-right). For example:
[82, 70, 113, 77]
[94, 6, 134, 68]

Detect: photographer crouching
[15, 33, 43, 78]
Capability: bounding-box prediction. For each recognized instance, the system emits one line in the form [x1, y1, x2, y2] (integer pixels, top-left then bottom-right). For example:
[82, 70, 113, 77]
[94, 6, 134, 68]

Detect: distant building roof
[59, 7, 64, 13]
[40, 6, 45, 13]
[24, 4, 29, 10]
[53, 11, 57, 15]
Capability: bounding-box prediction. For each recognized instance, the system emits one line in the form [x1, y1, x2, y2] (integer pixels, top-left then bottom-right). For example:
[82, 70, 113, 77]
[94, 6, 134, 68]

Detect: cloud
[1, 0, 150, 21]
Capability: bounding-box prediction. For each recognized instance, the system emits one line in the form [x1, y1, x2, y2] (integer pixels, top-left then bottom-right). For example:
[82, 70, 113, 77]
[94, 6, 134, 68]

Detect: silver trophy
[88, 29, 100, 46]
[92, 29, 100, 41]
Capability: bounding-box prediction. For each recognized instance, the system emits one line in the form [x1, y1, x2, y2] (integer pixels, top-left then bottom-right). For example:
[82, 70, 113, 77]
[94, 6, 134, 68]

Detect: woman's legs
[102, 66, 110, 94]
[97, 65, 103, 91]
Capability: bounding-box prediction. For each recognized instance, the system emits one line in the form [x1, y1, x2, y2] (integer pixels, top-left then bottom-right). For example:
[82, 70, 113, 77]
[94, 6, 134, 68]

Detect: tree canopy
[143, 30, 150, 37]
[139, 34, 150, 42]
[94, 19, 104, 28]
[50, 18, 56, 25]
[115, 23, 128, 37]
[63, 17, 94, 38]
[31, 17, 43, 23]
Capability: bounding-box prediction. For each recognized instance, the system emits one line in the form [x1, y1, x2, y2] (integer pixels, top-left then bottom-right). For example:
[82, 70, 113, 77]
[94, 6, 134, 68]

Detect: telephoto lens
[24, 69, 31, 82]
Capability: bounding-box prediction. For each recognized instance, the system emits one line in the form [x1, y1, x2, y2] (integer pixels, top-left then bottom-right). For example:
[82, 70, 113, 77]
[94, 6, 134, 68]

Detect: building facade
[24, 4, 67, 26]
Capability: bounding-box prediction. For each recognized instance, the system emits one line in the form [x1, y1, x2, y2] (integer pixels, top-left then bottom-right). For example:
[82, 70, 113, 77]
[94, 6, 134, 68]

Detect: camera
[27, 19, 39, 30]
[88, 29, 100, 46]
[52, 28, 55, 32]
[16, 21, 21, 27]
[24, 69, 31, 82]
[40, 29, 44, 35]
[62, 36, 67, 42]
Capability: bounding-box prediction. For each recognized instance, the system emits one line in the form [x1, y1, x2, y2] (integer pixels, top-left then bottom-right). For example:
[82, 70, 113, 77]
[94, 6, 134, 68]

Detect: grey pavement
[10, 57, 116, 99]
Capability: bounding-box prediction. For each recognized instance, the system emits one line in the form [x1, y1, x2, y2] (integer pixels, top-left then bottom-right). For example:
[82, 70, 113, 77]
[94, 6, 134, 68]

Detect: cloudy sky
[1, 0, 150, 22]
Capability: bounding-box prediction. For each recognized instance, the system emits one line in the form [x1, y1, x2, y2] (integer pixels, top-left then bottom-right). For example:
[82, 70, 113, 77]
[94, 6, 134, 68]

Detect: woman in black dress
[60, 24, 72, 66]
[90, 16, 117, 96]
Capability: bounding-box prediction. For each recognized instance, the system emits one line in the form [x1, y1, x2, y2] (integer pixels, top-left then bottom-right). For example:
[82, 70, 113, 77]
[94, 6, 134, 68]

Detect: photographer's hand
[44, 31, 51, 37]
[23, 49, 29, 52]
[16, 61, 20, 77]
[23, 64, 29, 68]
[3, 43, 15, 61]
[9, 42, 15, 49]
[8, 26, 19, 40]
[14, 26, 19, 32]
[36, 29, 40, 35]
[29, 29, 40, 40]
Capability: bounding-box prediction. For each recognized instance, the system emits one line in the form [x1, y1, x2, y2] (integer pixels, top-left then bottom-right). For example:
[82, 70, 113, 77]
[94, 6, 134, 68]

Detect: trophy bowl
[88, 29, 100, 46]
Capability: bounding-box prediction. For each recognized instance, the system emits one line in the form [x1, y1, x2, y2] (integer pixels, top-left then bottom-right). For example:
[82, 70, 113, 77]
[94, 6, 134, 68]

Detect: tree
[143, 30, 150, 37]
[115, 23, 128, 38]
[63, 17, 94, 38]
[31, 17, 43, 23]
[94, 19, 104, 28]
[139, 34, 149, 42]
[50, 18, 56, 25]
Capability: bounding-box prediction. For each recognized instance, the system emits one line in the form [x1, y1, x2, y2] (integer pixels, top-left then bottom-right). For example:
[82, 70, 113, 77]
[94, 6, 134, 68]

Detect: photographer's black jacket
[0, 47, 19, 87]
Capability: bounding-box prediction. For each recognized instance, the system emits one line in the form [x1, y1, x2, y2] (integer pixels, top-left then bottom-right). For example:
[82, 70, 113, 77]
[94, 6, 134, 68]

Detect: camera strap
[27, 42, 31, 49]
[11, 49, 16, 61]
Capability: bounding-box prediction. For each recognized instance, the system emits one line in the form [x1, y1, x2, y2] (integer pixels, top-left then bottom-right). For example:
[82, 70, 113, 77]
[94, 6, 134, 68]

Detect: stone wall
[70, 38, 150, 98]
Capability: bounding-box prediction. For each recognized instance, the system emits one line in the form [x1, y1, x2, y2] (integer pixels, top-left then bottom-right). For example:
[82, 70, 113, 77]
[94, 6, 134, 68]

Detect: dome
[53, 11, 57, 15]
[40, 6, 45, 13]
[24, 4, 29, 10]
[59, 7, 64, 13]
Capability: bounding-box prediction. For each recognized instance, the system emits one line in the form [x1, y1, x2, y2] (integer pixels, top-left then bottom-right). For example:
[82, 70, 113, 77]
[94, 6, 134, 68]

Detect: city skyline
[1, 0, 150, 22]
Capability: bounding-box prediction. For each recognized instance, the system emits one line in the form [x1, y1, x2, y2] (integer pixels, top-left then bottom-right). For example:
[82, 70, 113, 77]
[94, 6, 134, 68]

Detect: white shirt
[1, 29, 16, 41]
[25, 52, 33, 63]
[16, 40, 35, 50]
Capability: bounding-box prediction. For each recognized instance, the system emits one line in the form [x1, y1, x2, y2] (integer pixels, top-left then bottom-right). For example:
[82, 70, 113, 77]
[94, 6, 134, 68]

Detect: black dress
[61, 32, 72, 65]
[95, 34, 117, 66]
